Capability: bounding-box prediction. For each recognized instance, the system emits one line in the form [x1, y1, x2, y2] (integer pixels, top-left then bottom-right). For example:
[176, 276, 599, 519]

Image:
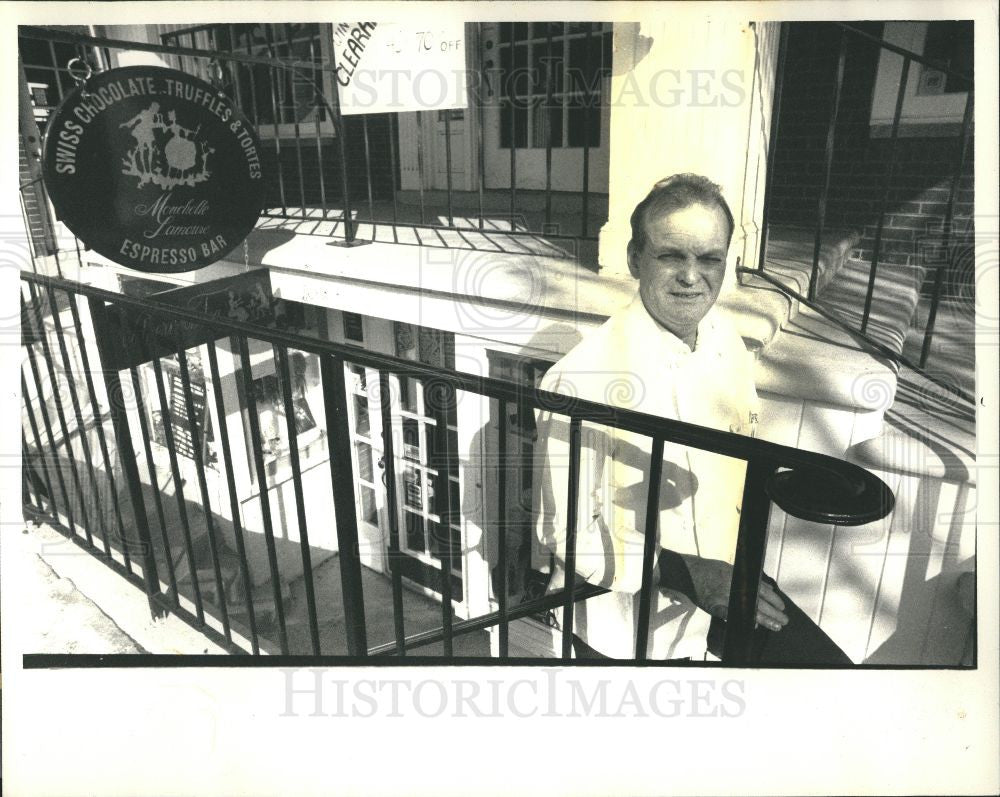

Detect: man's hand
[676, 553, 789, 632]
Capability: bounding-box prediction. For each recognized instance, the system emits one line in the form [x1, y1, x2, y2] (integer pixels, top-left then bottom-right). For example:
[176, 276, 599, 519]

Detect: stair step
[764, 224, 861, 299]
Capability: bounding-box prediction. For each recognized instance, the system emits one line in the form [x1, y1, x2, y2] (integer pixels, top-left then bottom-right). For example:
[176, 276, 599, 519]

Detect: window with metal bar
[392, 322, 463, 598]
[497, 22, 611, 149]
[232, 302, 328, 485]
[161, 23, 337, 137]
[19, 33, 102, 126]
[918, 21, 973, 95]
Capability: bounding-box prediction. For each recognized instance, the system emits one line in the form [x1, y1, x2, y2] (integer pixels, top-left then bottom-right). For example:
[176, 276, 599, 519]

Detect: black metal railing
[19, 24, 608, 255]
[20, 269, 894, 664]
[751, 22, 974, 401]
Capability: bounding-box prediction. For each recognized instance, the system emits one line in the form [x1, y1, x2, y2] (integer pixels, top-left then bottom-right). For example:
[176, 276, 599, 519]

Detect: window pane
[19, 37, 54, 66]
[531, 39, 563, 95]
[359, 485, 378, 525]
[402, 417, 420, 461]
[404, 510, 425, 552]
[499, 100, 528, 149]
[500, 43, 529, 100]
[356, 441, 374, 482]
[353, 394, 370, 436]
[350, 365, 367, 393]
[403, 466, 422, 509]
[448, 429, 460, 477]
[449, 479, 461, 526]
[567, 95, 601, 148]
[425, 422, 457, 470]
[399, 376, 418, 414]
[428, 518, 453, 562]
[343, 312, 364, 342]
[23, 68, 60, 110]
[567, 36, 604, 95]
[531, 97, 563, 148]
[428, 518, 461, 573]
[530, 22, 564, 39]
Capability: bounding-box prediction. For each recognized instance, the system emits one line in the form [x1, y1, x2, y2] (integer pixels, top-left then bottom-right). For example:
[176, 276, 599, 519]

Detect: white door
[331, 311, 397, 574]
[480, 22, 611, 192]
[344, 360, 387, 573]
[397, 108, 474, 193]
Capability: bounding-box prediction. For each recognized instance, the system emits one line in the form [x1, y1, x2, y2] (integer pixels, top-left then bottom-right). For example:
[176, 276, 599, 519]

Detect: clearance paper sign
[332, 22, 468, 115]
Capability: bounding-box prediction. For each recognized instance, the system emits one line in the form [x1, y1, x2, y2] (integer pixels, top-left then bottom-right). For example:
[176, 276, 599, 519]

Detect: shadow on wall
[461, 322, 583, 611]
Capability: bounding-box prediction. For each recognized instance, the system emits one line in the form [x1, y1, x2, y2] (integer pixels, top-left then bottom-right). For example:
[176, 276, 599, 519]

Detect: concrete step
[813, 257, 924, 357]
[764, 224, 861, 300]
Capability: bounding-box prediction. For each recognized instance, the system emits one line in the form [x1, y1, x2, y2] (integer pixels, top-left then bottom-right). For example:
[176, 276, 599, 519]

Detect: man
[534, 174, 851, 664]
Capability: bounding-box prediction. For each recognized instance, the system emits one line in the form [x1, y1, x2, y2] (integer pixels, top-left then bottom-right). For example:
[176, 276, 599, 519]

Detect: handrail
[21, 22, 974, 88]
[19, 24, 607, 247]
[20, 270, 892, 521]
[20, 269, 894, 664]
[756, 21, 975, 408]
[18, 24, 337, 73]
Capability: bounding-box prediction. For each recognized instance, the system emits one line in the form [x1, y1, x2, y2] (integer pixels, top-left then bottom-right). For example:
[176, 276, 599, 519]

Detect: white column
[599, 20, 781, 288]
[101, 25, 174, 69]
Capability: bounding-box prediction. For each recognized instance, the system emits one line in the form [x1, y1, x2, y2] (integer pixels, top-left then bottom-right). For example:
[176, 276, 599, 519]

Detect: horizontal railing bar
[257, 212, 603, 244]
[18, 25, 336, 74]
[834, 22, 974, 84]
[367, 582, 609, 656]
[18, 270, 896, 481]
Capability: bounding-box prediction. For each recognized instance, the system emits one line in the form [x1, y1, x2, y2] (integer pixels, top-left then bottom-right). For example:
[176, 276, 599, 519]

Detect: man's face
[627, 202, 730, 345]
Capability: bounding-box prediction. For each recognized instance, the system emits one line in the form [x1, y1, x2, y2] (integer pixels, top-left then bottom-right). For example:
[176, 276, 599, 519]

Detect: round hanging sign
[42, 65, 265, 273]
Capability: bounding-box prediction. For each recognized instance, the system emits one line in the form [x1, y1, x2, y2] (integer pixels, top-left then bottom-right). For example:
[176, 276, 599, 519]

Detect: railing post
[495, 397, 509, 658]
[429, 378, 458, 657]
[580, 23, 594, 239]
[756, 22, 788, 274]
[275, 344, 322, 655]
[810, 27, 847, 302]
[920, 90, 974, 368]
[87, 298, 164, 618]
[634, 437, 664, 661]
[378, 370, 407, 655]
[543, 23, 555, 231]
[321, 354, 369, 656]
[506, 21, 517, 233]
[560, 417, 583, 659]
[861, 55, 911, 335]
[721, 458, 775, 665]
[327, 44, 368, 247]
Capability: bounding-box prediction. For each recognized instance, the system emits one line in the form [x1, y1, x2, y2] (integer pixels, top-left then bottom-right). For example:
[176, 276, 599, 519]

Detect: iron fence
[750, 22, 975, 400]
[20, 269, 893, 663]
[19, 23, 609, 252]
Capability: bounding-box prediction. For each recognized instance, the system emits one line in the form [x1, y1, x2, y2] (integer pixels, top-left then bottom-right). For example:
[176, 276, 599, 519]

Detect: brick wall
[768, 22, 974, 284]
[259, 114, 397, 212]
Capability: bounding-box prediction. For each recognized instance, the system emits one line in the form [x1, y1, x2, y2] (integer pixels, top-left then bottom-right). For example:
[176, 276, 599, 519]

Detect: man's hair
[629, 174, 735, 252]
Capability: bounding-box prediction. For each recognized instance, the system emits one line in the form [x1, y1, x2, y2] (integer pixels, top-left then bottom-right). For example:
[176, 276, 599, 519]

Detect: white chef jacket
[533, 293, 760, 659]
